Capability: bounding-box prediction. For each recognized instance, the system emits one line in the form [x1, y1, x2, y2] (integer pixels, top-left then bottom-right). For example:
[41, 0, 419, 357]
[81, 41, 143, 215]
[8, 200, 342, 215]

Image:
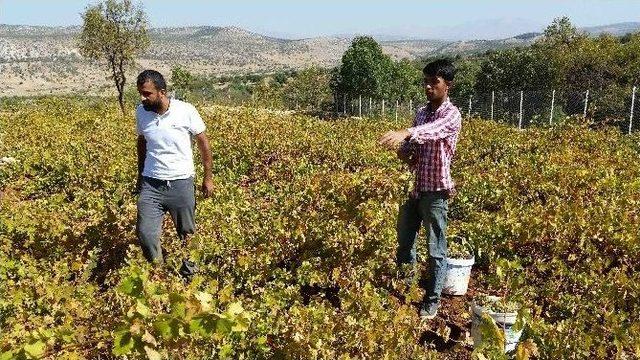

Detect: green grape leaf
[112, 330, 135, 356]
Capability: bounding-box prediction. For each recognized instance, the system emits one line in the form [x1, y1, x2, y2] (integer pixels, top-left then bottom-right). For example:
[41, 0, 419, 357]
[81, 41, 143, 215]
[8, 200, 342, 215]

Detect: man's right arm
[379, 106, 422, 150]
[136, 135, 146, 192]
[406, 108, 461, 144]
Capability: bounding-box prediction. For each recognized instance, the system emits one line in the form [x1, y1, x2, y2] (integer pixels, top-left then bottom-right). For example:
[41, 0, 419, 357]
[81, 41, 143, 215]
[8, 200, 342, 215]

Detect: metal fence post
[409, 99, 413, 113]
[467, 96, 472, 119]
[343, 94, 346, 116]
[629, 86, 637, 135]
[358, 95, 362, 117]
[382, 99, 385, 117]
[369, 97, 372, 116]
[491, 91, 495, 121]
[518, 90, 524, 130]
[395, 100, 399, 121]
[583, 90, 589, 119]
[549, 89, 556, 125]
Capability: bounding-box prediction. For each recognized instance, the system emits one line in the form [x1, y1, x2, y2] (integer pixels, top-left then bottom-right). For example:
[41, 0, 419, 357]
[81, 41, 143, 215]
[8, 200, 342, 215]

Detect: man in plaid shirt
[379, 59, 461, 320]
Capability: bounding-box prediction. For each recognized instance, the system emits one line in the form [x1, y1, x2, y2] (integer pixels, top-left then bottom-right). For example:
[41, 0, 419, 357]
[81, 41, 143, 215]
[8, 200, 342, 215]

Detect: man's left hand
[379, 129, 411, 149]
[201, 177, 214, 198]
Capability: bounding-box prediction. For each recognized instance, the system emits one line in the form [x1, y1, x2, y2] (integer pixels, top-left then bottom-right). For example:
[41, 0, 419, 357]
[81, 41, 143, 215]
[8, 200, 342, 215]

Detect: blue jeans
[396, 191, 448, 304]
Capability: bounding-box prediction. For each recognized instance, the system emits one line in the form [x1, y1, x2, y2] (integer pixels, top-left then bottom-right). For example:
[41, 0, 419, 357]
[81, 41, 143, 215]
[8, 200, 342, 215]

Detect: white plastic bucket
[442, 256, 474, 295]
[470, 296, 523, 353]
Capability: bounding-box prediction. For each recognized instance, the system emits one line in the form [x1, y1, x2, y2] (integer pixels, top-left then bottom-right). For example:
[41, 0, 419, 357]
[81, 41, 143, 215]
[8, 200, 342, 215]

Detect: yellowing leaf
[112, 330, 135, 356]
[136, 299, 151, 318]
[227, 301, 244, 316]
[515, 339, 539, 360]
[142, 330, 157, 347]
[195, 291, 213, 311]
[23, 340, 46, 359]
[144, 346, 162, 360]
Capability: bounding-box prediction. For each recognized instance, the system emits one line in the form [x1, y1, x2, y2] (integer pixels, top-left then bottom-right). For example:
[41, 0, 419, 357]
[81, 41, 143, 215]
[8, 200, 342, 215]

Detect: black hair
[136, 70, 167, 91]
[423, 59, 456, 82]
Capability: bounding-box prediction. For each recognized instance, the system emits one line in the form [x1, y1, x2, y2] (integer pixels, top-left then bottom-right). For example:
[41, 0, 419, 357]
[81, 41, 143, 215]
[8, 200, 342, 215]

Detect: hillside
[1, 22, 639, 96]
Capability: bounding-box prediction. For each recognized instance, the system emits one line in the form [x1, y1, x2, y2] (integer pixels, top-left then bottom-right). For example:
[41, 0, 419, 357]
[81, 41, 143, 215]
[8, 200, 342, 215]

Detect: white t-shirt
[136, 99, 206, 180]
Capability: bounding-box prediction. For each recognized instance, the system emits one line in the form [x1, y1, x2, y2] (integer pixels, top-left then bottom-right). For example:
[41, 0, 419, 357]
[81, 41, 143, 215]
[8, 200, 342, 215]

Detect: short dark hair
[423, 59, 456, 82]
[137, 70, 167, 91]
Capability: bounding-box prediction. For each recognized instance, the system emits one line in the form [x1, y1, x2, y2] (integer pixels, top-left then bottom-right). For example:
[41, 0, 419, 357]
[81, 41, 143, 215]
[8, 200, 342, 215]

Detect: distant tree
[475, 47, 557, 92]
[253, 77, 285, 108]
[387, 58, 422, 102]
[563, 35, 621, 90]
[273, 70, 292, 85]
[338, 36, 394, 99]
[171, 65, 194, 100]
[78, 0, 149, 114]
[619, 33, 640, 85]
[532, 17, 588, 90]
[539, 16, 582, 47]
[284, 66, 332, 110]
[329, 66, 343, 96]
[450, 58, 481, 99]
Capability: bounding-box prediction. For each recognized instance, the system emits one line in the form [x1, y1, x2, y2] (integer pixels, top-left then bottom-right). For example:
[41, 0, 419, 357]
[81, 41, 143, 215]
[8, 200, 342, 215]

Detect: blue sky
[2, 1, 640, 40]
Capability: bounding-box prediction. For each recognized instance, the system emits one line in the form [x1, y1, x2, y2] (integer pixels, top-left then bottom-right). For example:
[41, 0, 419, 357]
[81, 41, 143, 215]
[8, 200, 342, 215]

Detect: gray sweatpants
[136, 176, 197, 276]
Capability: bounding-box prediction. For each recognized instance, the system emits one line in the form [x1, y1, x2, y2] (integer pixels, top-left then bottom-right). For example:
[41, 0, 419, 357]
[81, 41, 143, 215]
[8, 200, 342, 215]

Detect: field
[1, 98, 639, 359]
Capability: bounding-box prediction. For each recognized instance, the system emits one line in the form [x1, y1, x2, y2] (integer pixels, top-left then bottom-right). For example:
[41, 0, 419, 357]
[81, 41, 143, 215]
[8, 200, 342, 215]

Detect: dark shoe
[419, 301, 439, 320]
[179, 259, 199, 283]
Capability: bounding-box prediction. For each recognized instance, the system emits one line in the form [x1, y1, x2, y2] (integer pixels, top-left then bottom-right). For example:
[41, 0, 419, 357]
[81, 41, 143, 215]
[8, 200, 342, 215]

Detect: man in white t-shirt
[135, 70, 213, 280]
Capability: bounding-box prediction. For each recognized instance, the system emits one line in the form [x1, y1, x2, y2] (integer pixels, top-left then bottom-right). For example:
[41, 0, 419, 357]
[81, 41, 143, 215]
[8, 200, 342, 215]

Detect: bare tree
[78, 0, 150, 114]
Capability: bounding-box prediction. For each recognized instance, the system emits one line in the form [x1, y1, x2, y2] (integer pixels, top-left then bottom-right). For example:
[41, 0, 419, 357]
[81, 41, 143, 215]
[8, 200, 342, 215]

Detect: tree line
[77, 1, 639, 121]
[170, 18, 639, 119]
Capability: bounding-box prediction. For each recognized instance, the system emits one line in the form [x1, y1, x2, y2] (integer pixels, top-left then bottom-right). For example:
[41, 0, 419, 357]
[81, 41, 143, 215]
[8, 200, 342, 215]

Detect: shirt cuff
[406, 127, 418, 142]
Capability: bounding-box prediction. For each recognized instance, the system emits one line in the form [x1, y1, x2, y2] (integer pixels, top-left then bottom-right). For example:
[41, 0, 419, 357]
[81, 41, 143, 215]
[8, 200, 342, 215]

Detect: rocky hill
[1, 22, 638, 96]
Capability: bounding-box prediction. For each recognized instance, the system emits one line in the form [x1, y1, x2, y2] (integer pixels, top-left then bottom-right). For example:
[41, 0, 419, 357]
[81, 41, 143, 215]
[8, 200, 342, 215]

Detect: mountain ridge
[1, 21, 638, 96]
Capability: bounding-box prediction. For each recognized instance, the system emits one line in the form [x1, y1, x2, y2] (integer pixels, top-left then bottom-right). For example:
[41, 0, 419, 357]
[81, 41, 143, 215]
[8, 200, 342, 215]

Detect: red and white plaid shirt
[400, 98, 461, 198]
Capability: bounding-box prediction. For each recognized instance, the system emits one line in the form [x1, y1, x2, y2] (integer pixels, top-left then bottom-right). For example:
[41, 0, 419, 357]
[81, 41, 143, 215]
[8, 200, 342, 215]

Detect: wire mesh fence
[332, 87, 638, 134]
[200, 86, 639, 134]
[450, 90, 591, 128]
[333, 94, 419, 120]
